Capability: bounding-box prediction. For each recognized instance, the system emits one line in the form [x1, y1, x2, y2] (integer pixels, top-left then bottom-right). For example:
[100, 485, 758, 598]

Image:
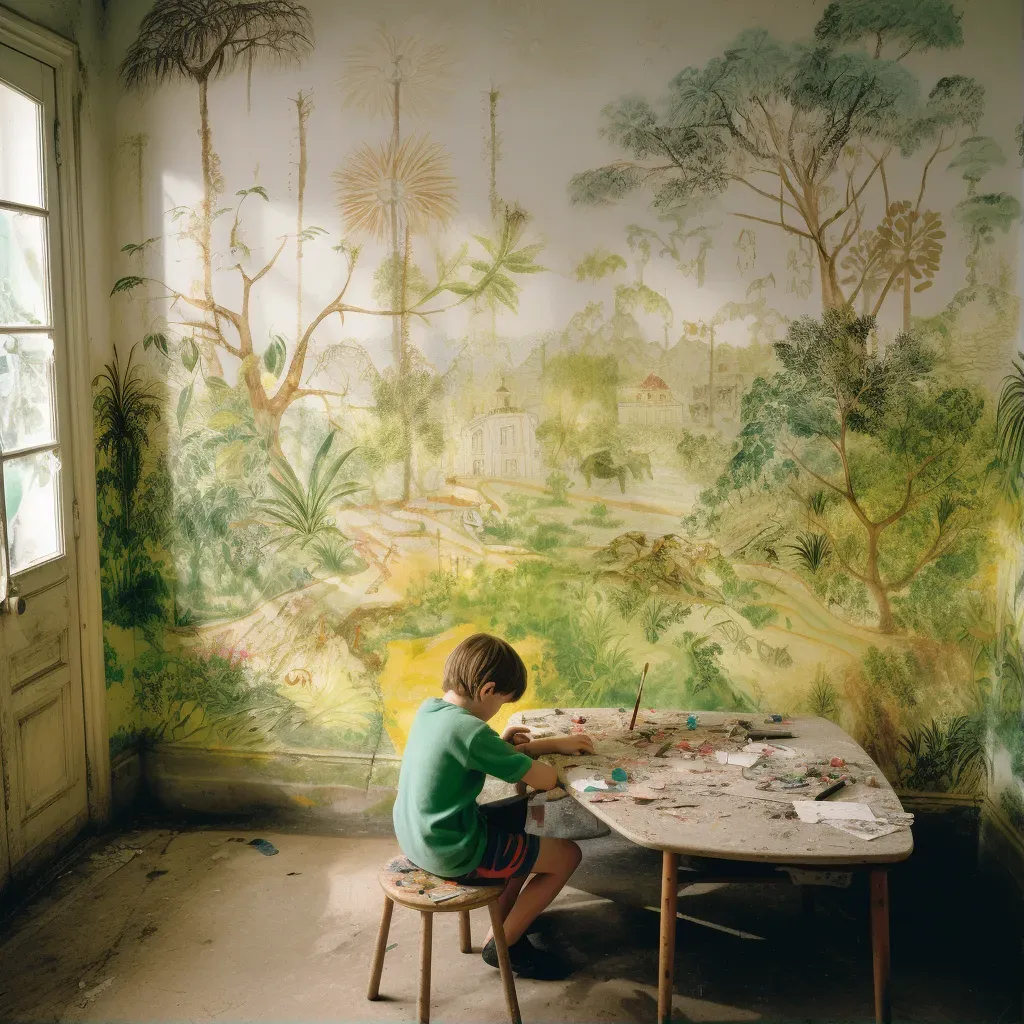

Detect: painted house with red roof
[617, 373, 684, 427]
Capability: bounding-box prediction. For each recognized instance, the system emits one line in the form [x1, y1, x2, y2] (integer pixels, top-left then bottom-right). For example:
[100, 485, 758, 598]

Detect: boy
[393, 632, 594, 979]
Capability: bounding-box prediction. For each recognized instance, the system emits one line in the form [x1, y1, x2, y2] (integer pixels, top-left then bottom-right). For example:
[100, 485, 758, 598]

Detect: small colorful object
[686, 714, 698, 730]
[830, 757, 845, 768]
[610, 767, 629, 783]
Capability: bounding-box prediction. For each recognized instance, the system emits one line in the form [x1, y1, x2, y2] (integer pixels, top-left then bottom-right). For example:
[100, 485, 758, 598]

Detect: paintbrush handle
[628, 663, 650, 731]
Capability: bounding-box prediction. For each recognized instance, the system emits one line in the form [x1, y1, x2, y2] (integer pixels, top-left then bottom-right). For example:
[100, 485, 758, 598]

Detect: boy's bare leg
[485, 838, 582, 948]
[483, 876, 527, 945]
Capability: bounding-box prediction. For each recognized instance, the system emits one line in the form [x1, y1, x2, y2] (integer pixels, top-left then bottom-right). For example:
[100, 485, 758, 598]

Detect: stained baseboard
[978, 793, 1024, 916]
[110, 746, 144, 820]
[143, 744, 400, 827]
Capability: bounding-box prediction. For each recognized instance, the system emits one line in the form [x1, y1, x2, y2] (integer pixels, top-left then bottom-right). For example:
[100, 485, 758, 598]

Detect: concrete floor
[0, 820, 1019, 1023]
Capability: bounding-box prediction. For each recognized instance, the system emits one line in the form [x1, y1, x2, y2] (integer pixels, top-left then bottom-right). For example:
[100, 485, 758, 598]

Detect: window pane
[0, 82, 43, 208]
[0, 333, 55, 452]
[0, 209, 49, 326]
[4, 448, 61, 573]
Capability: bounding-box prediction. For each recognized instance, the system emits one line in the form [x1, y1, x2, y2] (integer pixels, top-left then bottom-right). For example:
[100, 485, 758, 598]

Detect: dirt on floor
[0, 821, 1019, 1023]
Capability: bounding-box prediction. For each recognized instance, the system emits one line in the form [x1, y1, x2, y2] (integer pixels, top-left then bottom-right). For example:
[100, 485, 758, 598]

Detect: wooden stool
[367, 857, 522, 1024]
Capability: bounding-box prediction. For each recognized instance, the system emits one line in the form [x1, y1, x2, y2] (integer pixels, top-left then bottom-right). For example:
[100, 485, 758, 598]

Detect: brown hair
[442, 633, 527, 701]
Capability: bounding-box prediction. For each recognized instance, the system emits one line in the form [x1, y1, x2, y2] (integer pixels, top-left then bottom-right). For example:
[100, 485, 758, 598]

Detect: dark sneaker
[481, 936, 571, 980]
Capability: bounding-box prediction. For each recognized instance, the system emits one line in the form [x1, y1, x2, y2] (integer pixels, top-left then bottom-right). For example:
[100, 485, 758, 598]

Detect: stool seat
[368, 855, 521, 1024]
[380, 856, 502, 911]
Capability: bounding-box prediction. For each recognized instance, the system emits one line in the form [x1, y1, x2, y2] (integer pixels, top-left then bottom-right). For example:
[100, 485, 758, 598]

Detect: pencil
[628, 662, 650, 731]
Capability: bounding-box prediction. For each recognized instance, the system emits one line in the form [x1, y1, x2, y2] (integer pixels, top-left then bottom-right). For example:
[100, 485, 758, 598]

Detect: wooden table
[508, 708, 913, 1024]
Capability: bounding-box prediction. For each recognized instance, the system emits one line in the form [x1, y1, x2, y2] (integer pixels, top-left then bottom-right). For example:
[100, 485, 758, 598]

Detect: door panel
[0, 40, 87, 891]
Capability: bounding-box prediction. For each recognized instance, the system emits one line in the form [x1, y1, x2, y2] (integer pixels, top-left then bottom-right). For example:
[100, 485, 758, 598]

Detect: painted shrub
[97, 0, 1023, 816]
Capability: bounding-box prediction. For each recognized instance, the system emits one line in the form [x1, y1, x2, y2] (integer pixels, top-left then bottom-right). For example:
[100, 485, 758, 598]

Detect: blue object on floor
[249, 838, 279, 856]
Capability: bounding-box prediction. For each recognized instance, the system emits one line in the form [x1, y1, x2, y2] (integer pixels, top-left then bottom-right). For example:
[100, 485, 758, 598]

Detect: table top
[507, 708, 914, 866]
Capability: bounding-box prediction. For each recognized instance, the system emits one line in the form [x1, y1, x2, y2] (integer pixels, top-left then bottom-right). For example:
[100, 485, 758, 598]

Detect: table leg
[870, 869, 891, 1024]
[658, 851, 679, 1024]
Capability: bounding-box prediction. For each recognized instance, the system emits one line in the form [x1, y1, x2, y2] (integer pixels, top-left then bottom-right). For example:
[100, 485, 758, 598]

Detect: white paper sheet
[792, 800, 876, 823]
[828, 820, 901, 841]
[726, 752, 762, 767]
[570, 776, 608, 793]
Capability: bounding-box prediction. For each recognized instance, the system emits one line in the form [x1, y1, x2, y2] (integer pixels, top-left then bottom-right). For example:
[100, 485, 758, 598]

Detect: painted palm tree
[93, 346, 162, 546]
[340, 26, 450, 368]
[118, 0, 313, 321]
[334, 134, 457, 501]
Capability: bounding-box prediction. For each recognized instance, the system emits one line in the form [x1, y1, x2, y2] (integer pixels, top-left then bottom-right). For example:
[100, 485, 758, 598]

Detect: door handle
[1, 594, 26, 616]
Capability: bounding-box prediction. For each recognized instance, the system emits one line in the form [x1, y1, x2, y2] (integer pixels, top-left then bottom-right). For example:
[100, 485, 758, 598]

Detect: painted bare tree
[118, 0, 313, 372]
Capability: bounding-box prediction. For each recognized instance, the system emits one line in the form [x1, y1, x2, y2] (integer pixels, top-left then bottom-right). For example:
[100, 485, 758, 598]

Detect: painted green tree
[714, 309, 989, 632]
[570, 1, 979, 320]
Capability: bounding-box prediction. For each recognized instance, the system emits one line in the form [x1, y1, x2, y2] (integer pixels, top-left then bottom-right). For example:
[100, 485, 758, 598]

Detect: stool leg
[418, 911, 433, 1024]
[367, 895, 394, 1001]
[459, 910, 472, 953]
[488, 901, 522, 1024]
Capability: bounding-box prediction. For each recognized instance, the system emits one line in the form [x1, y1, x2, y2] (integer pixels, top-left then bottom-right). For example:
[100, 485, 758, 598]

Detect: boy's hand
[553, 734, 595, 756]
[501, 725, 531, 747]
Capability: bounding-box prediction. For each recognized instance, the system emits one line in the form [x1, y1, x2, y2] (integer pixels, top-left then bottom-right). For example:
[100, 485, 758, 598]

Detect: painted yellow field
[377, 624, 552, 754]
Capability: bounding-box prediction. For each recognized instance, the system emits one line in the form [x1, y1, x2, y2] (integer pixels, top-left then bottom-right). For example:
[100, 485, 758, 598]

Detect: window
[471, 429, 483, 454]
[0, 72, 62, 576]
[500, 425, 515, 448]
[472, 459, 485, 475]
[504, 459, 519, 477]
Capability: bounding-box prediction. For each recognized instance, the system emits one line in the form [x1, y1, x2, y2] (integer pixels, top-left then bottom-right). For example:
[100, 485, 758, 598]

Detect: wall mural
[98, 0, 1024, 825]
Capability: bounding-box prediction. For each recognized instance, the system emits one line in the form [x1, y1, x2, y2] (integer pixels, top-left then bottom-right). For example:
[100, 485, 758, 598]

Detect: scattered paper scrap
[792, 801, 876, 824]
[743, 742, 798, 759]
[427, 887, 468, 903]
[526, 726, 555, 739]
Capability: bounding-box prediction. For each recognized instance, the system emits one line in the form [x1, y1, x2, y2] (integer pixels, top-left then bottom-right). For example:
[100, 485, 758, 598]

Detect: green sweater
[393, 698, 534, 877]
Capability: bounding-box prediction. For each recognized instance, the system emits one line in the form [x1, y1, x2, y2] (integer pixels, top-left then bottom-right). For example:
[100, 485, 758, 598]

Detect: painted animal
[579, 450, 654, 493]
[284, 668, 312, 690]
[623, 450, 653, 482]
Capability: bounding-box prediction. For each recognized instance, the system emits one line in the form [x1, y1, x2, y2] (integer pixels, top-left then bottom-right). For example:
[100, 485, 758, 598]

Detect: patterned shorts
[453, 796, 540, 883]
[454, 827, 541, 883]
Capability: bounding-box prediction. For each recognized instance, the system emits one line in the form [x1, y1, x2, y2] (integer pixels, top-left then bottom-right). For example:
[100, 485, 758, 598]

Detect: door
[0, 41, 88, 891]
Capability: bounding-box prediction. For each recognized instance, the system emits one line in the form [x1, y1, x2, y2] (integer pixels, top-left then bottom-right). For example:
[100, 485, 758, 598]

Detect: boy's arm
[513, 734, 595, 793]
[520, 759, 558, 791]
[516, 735, 595, 758]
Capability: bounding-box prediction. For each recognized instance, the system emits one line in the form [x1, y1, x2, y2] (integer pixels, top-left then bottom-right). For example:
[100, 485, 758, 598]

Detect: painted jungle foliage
[100, 0, 1024, 821]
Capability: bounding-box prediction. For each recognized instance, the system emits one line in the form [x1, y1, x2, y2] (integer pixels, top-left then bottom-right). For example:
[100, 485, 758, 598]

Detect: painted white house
[456, 383, 543, 479]
[617, 373, 684, 427]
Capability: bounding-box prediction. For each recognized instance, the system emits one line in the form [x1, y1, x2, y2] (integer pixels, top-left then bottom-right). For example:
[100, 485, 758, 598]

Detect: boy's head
[442, 633, 527, 713]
